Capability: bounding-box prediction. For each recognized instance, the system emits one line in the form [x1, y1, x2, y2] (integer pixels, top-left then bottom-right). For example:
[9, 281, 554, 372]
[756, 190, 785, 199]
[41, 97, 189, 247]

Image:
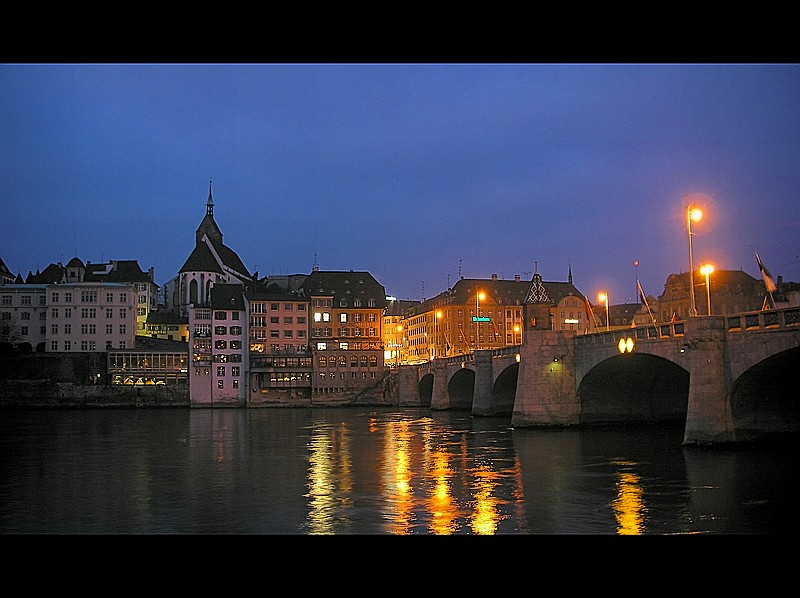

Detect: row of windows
[49, 308, 129, 319]
[318, 355, 379, 368]
[250, 316, 307, 325]
[2, 326, 45, 337]
[250, 344, 309, 355]
[312, 298, 377, 308]
[313, 312, 377, 323]
[250, 303, 307, 313]
[108, 352, 188, 372]
[214, 340, 242, 349]
[250, 329, 307, 339]
[311, 328, 378, 337]
[1, 311, 46, 320]
[1, 295, 46, 306]
[47, 340, 128, 351]
[213, 311, 241, 320]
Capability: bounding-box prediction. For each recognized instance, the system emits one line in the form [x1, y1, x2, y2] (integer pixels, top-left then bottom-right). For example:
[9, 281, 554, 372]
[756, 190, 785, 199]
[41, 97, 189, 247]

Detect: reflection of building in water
[611, 460, 645, 534]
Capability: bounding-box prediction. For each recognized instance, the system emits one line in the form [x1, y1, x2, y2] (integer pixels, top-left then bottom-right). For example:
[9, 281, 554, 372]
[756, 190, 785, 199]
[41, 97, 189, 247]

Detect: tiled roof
[210, 283, 246, 311]
[299, 270, 387, 308]
[85, 260, 152, 283]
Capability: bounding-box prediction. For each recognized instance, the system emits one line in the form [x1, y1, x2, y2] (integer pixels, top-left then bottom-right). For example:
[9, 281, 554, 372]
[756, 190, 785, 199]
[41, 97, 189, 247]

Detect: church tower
[524, 262, 552, 331]
[172, 179, 253, 317]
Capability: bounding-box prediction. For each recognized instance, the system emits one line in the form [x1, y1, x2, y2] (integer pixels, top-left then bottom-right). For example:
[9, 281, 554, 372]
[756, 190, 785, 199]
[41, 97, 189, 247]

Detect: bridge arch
[418, 372, 433, 407]
[577, 353, 689, 424]
[730, 345, 800, 440]
[488, 361, 518, 416]
[447, 367, 475, 410]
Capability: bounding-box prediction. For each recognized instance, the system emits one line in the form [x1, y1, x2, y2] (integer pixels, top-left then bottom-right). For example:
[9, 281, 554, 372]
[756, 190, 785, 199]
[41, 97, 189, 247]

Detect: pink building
[189, 283, 248, 406]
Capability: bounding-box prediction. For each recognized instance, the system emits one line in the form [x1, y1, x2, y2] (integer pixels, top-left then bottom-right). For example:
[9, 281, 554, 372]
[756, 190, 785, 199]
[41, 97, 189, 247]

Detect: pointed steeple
[206, 177, 214, 217]
[524, 261, 551, 304]
[196, 178, 223, 246]
[568, 263, 573, 285]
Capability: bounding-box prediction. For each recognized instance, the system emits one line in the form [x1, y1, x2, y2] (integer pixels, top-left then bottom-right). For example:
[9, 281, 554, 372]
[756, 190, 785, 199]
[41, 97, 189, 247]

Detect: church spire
[206, 177, 214, 217]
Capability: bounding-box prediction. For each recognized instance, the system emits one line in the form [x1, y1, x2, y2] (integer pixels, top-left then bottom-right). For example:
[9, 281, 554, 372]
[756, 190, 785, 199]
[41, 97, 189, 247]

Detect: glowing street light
[475, 290, 485, 350]
[598, 292, 609, 332]
[687, 205, 703, 317]
[700, 263, 715, 316]
[396, 325, 403, 366]
[434, 310, 443, 358]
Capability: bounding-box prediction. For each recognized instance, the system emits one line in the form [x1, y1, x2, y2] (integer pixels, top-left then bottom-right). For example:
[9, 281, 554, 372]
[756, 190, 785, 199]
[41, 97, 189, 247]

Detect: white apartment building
[46, 282, 137, 352]
[0, 284, 48, 351]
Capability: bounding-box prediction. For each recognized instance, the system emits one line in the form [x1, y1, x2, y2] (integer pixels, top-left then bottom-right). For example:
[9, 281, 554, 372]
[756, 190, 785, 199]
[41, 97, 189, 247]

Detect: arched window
[189, 279, 198, 305]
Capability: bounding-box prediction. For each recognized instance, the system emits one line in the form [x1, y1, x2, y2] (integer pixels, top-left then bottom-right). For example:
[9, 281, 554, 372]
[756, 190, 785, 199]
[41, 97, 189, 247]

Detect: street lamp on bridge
[598, 292, 609, 331]
[475, 290, 485, 350]
[700, 263, 715, 316]
[687, 204, 703, 317]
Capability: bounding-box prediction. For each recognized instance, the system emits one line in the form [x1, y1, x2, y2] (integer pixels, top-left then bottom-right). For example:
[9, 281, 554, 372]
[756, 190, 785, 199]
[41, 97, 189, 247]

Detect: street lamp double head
[687, 205, 703, 317]
[598, 292, 609, 332]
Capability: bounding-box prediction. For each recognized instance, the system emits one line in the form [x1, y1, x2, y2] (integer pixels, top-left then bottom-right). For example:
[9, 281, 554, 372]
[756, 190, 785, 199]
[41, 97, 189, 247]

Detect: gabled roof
[180, 239, 226, 275]
[26, 263, 66, 284]
[210, 283, 246, 311]
[438, 276, 585, 308]
[85, 260, 152, 283]
[299, 270, 387, 308]
[146, 310, 188, 325]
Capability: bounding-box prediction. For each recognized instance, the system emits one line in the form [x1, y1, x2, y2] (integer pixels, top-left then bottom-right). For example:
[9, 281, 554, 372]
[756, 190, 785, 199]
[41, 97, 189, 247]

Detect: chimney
[491, 273, 498, 281]
[515, 274, 520, 282]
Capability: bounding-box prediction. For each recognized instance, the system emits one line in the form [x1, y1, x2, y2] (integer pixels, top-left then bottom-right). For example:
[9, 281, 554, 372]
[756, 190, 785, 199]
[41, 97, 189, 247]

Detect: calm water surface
[1, 407, 796, 535]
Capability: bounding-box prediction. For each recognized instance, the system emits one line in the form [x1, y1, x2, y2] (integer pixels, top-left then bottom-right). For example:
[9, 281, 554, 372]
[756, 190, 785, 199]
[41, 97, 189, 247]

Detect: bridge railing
[576, 321, 686, 348]
[725, 306, 800, 332]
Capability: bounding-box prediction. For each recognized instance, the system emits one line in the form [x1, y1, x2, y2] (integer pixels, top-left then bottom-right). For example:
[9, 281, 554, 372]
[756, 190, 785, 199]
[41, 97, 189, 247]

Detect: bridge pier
[683, 316, 736, 444]
[511, 330, 579, 427]
[472, 350, 494, 416]
[396, 366, 422, 407]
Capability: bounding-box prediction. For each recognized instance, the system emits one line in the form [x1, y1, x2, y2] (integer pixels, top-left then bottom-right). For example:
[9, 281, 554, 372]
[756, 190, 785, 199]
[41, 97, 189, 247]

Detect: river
[0, 407, 795, 535]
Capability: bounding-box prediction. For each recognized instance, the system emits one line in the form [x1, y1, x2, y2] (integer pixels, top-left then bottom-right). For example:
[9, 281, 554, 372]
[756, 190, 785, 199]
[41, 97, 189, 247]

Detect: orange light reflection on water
[611, 460, 645, 535]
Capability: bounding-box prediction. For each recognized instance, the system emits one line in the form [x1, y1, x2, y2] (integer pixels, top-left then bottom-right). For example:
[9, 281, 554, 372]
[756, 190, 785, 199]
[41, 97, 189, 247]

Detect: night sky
[2, 63, 798, 304]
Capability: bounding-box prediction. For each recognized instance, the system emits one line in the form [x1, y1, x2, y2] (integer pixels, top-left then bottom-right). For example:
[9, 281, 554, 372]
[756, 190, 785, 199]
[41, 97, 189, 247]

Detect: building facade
[247, 287, 313, 404]
[188, 283, 248, 406]
[400, 268, 589, 362]
[300, 269, 387, 399]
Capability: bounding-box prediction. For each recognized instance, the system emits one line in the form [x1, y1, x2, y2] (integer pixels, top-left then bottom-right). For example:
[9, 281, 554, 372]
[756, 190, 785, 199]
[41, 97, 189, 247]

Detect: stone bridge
[394, 307, 800, 445]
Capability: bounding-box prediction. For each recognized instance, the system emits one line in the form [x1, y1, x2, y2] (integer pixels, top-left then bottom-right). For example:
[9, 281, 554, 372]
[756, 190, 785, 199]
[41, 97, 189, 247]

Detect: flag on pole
[755, 253, 777, 294]
[584, 295, 596, 329]
[637, 280, 648, 306]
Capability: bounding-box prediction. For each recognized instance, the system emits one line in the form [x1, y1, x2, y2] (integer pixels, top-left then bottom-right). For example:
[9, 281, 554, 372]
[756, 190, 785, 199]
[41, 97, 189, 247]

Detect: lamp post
[687, 205, 703, 317]
[396, 325, 403, 366]
[435, 310, 443, 358]
[700, 264, 715, 316]
[598, 292, 609, 331]
[475, 290, 485, 350]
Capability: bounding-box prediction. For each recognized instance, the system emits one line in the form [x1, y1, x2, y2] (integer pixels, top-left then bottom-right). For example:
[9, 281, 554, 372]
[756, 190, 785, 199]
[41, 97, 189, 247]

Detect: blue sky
[2, 63, 798, 304]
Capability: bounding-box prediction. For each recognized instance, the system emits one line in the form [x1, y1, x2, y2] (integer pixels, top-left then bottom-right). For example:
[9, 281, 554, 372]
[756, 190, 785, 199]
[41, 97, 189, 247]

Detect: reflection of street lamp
[700, 264, 715, 316]
[687, 205, 703, 317]
[475, 291, 485, 350]
[598, 292, 609, 331]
